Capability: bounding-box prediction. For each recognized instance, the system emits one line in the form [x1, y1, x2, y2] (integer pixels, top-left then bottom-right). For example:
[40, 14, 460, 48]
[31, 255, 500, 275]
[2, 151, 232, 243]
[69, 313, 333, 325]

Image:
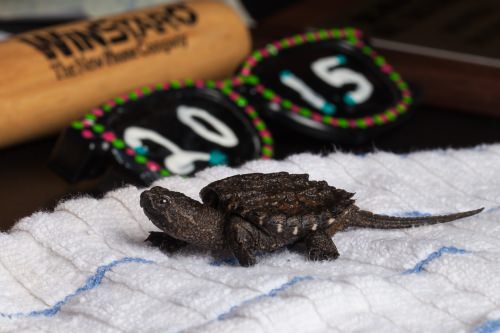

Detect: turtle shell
[199, 172, 354, 236]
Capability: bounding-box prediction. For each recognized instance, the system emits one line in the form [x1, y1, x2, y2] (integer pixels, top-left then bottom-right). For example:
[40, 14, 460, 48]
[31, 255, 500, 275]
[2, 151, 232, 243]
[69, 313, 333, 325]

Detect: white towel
[1, 145, 500, 333]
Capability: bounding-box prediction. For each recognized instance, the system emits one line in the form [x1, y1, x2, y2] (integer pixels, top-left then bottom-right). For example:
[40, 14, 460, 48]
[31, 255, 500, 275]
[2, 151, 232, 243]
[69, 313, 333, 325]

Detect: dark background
[1, 0, 499, 230]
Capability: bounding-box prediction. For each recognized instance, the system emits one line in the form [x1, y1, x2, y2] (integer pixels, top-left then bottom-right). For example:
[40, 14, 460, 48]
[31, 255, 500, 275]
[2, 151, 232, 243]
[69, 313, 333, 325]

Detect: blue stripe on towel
[0, 257, 154, 319]
[473, 319, 500, 333]
[403, 246, 466, 274]
[217, 275, 313, 321]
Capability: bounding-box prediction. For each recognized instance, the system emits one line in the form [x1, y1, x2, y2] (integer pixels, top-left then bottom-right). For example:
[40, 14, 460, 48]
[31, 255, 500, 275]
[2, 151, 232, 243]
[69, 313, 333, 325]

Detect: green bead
[262, 89, 274, 100]
[102, 104, 112, 112]
[362, 46, 372, 55]
[170, 81, 180, 89]
[299, 108, 311, 117]
[267, 45, 278, 55]
[160, 169, 170, 177]
[141, 86, 152, 94]
[129, 92, 138, 100]
[85, 114, 96, 120]
[92, 124, 104, 133]
[390, 72, 401, 81]
[375, 56, 385, 66]
[374, 115, 384, 124]
[294, 35, 303, 44]
[262, 136, 273, 144]
[236, 97, 247, 107]
[222, 87, 232, 95]
[206, 80, 216, 88]
[385, 111, 396, 121]
[322, 116, 332, 124]
[262, 147, 273, 156]
[345, 27, 357, 38]
[115, 97, 125, 105]
[397, 104, 407, 113]
[338, 119, 349, 128]
[398, 82, 408, 90]
[256, 121, 266, 130]
[135, 155, 147, 164]
[306, 32, 316, 41]
[112, 139, 125, 149]
[403, 96, 413, 104]
[248, 111, 258, 119]
[184, 79, 194, 86]
[319, 30, 328, 39]
[280, 39, 290, 48]
[155, 83, 163, 90]
[253, 52, 263, 61]
[71, 121, 84, 130]
[347, 37, 357, 45]
[244, 75, 259, 85]
[281, 99, 292, 109]
[356, 119, 367, 128]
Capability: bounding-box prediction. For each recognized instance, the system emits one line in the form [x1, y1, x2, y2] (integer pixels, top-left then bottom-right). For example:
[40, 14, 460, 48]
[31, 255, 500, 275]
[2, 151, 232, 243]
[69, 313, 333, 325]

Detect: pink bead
[82, 130, 93, 139]
[241, 68, 251, 76]
[381, 64, 393, 73]
[92, 108, 104, 117]
[147, 161, 160, 172]
[260, 49, 269, 57]
[255, 85, 265, 93]
[195, 80, 204, 88]
[312, 113, 322, 121]
[291, 105, 300, 113]
[259, 129, 271, 137]
[364, 117, 374, 126]
[125, 148, 135, 156]
[102, 131, 116, 142]
[348, 120, 357, 128]
[356, 40, 365, 48]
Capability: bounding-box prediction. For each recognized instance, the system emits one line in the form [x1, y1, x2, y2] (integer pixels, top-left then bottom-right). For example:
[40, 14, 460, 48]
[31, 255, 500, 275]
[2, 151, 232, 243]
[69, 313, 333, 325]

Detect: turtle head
[140, 186, 225, 249]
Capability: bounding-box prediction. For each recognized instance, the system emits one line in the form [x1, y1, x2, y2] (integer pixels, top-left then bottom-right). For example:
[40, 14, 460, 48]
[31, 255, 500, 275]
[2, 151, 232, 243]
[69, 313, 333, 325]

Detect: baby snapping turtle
[140, 172, 483, 266]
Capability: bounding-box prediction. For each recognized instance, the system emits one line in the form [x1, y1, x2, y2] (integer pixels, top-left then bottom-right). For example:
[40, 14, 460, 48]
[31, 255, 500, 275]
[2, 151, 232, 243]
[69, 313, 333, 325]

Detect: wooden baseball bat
[0, 0, 251, 148]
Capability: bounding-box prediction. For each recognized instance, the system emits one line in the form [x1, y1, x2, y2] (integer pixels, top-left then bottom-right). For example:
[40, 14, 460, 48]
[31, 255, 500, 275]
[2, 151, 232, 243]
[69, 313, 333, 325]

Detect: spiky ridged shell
[199, 172, 354, 238]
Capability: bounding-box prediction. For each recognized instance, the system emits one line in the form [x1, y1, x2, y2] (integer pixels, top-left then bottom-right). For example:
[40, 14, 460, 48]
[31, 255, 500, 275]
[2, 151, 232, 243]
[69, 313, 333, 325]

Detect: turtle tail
[348, 207, 484, 229]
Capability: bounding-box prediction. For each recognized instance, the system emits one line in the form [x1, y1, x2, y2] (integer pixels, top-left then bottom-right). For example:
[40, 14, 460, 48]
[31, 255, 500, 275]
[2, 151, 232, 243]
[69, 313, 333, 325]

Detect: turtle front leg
[305, 231, 339, 261]
[226, 216, 259, 266]
[226, 215, 278, 267]
[145, 232, 188, 253]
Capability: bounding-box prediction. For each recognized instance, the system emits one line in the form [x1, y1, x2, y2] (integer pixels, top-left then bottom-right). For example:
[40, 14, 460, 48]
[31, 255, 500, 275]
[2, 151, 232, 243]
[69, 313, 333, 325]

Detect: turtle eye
[158, 198, 168, 206]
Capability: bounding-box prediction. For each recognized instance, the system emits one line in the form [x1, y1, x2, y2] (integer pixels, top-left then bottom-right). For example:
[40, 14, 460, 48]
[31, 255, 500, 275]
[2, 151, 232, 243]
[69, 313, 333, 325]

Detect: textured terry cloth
[1, 145, 500, 333]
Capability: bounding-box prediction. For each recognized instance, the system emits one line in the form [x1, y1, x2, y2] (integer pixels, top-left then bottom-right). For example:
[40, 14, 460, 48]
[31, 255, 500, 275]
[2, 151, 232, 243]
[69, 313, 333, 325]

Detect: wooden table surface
[1, 0, 500, 230]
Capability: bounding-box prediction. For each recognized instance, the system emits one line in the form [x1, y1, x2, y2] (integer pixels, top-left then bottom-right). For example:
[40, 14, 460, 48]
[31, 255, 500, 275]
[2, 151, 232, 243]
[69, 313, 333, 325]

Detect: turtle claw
[145, 232, 187, 253]
[308, 248, 339, 261]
